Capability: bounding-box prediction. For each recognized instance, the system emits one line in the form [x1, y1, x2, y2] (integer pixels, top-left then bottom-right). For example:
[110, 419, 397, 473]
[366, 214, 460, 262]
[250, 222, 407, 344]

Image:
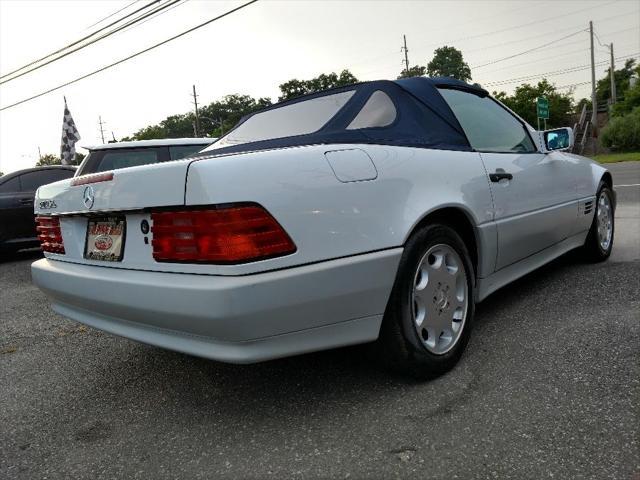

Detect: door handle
[489, 171, 513, 182]
[19, 198, 33, 205]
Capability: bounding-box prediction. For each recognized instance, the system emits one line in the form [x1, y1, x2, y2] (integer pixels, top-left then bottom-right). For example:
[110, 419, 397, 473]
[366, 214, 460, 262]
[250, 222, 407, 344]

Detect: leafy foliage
[36, 154, 62, 166]
[123, 94, 272, 140]
[278, 70, 358, 101]
[36, 152, 85, 167]
[575, 58, 639, 113]
[493, 79, 575, 128]
[596, 59, 637, 104]
[601, 106, 640, 151]
[426, 46, 472, 81]
[122, 71, 357, 140]
[200, 94, 272, 138]
[611, 80, 640, 118]
[397, 65, 426, 79]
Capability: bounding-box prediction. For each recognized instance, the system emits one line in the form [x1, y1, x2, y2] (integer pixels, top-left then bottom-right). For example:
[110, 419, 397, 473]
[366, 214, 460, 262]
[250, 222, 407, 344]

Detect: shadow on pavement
[74, 250, 589, 415]
[0, 248, 42, 264]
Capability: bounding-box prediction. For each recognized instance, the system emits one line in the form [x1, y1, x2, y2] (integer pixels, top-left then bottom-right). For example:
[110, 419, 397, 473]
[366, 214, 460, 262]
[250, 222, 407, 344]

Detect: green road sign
[537, 96, 549, 119]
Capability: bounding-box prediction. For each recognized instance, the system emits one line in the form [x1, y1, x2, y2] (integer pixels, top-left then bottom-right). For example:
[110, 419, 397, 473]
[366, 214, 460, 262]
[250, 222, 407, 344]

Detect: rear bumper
[31, 249, 402, 363]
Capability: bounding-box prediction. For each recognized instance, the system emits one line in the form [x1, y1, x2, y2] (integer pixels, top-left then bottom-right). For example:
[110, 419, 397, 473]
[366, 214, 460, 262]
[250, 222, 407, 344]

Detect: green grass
[591, 152, 640, 163]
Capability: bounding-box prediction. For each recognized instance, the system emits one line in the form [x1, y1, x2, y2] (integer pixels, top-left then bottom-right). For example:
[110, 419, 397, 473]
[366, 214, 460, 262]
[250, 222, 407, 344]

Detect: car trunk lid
[34, 161, 190, 270]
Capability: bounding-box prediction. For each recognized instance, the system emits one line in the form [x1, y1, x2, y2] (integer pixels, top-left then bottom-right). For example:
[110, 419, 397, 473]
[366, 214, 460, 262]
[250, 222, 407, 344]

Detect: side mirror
[543, 127, 573, 152]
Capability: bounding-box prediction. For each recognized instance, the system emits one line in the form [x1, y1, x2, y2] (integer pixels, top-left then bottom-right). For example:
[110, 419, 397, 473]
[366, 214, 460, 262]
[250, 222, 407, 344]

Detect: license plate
[84, 216, 126, 262]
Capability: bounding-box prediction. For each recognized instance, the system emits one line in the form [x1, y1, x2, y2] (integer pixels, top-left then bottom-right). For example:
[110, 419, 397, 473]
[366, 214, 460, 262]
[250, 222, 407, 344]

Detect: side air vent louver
[584, 200, 594, 215]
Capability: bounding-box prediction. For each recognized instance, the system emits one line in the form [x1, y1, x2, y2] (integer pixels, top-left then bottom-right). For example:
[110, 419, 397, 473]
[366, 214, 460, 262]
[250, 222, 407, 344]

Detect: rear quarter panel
[185, 144, 495, 275]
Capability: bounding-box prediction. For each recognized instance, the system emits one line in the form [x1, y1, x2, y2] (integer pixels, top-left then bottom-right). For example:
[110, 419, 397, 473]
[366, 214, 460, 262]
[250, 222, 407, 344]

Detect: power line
[0, 0, 182, 85]
[341, 0, 544, 71]
[483, 52, 639, 87]
[0, 0, 160, 80]
[463, 13, 637, 57]
[556, 81, 591, 90]
[85, 0, 141, 30]
[411, 0, 619, 56]
[484, 47, 590, 74]
[472, 29, 588, 69]
[354, 8, 638, 78]
[485, 62, 609, 87]
[118, 0, 189, 33]
[0, 0, 260, 112]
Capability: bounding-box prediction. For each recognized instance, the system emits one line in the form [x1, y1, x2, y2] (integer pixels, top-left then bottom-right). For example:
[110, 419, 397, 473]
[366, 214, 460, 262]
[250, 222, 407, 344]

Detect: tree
[611, 77, 640, 118]
[601, 106, 640, 151]
[122, 94, 272, 141]
[278, 69, 358, 101]
[0, 171, 3, 177]
[426, 46, 472, 81]
[575, 97, 590, 115]
[493, 79, 575, 128]
[596, 58, 637, 104]
[397, 65, 426, 79]
[73, 152, 86, 165]
[200, 94, 272, 137]
[35, 152, 84, 167]
[36, 154, 61, 166]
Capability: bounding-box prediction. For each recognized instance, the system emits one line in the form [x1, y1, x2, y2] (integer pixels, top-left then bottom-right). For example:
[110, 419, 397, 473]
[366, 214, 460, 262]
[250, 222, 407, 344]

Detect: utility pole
[98, 116, 106, 144]
[38, 146, 42, 161]
[401, 35, 410, 74]
[609, 42, 616, 104]
[589, 21, 597, 134]
[192, 85, 201, 137]
[111, 131, 117, 142]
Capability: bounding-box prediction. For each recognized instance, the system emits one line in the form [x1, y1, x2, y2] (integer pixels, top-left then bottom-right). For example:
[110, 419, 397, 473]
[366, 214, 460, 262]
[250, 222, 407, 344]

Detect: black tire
[376, 224, 475, 379]
[582, 182, 614, 262]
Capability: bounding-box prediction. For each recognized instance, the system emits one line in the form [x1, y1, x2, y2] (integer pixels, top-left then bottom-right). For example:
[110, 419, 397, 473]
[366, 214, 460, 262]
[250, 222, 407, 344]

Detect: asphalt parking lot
[1, 162, 638, 479]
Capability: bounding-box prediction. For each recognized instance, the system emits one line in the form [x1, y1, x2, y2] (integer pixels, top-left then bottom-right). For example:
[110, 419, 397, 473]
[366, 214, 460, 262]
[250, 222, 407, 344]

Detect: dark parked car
[0, 166, 76, 253]
[76, 138, 214, 175]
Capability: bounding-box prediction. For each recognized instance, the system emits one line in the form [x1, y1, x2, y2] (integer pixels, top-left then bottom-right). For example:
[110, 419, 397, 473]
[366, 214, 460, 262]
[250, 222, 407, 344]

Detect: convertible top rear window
[207, 91, 355, 149]
[194, 78, 475, 157]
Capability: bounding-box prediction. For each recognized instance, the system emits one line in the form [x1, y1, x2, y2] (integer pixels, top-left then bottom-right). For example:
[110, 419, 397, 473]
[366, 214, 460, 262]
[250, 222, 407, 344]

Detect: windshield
[203, 90, 355, 151]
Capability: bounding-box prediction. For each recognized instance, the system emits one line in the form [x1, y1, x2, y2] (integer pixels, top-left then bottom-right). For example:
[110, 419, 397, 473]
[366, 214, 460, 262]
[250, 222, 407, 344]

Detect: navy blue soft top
[192, 77, 488, 157]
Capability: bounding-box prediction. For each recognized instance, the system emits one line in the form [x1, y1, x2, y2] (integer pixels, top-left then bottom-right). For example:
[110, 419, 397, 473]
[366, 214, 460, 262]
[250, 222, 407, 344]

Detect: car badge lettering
[83, 186, 95, 209]
[94, 235, 113, 251]
[39, 200, 57, 210]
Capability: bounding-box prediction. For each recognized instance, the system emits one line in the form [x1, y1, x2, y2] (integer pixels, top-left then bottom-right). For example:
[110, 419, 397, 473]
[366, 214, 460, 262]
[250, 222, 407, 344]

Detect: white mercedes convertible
[32, 77, 615, 377]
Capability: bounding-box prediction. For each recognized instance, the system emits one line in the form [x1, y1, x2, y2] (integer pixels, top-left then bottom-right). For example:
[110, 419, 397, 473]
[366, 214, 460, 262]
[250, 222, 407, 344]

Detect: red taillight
[35, 216, 65, 254]
[71, 172, 114, 186]
[151, 205, 296, 263]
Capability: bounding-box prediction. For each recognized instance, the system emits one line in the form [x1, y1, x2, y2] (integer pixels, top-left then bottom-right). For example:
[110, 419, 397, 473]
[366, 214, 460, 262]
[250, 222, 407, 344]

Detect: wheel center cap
[434, 284, 450, 311]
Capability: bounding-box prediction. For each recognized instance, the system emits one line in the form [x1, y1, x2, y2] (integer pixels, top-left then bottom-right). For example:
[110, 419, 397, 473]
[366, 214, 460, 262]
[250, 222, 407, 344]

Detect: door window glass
[438, 88, 536, 153]
[169, 144, 209, 160]
[96, 150, 159, 172]
[0, 176, 20, 193]
[19, 169, 74, 191]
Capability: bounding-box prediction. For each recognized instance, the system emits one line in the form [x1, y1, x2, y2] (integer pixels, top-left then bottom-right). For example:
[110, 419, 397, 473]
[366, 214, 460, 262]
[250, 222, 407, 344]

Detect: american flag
[60, 97, 80, 165]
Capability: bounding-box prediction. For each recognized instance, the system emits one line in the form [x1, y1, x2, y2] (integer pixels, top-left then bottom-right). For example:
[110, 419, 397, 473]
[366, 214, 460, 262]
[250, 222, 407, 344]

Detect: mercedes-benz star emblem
[83, 186, 95, 209]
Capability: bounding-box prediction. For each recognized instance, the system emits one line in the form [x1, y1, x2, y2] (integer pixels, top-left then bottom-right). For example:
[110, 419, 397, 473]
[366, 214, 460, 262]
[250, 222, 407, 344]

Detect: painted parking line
[616, 184, 640, 187]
